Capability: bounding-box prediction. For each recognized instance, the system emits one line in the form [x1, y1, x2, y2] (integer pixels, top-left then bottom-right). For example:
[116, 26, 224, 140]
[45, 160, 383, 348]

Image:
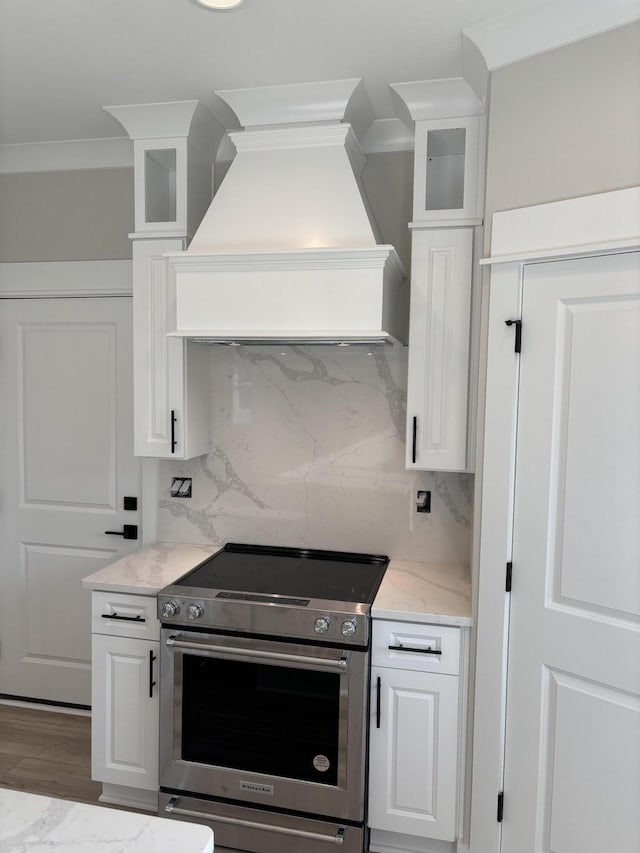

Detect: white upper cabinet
[406, 228, 475, 472]
[391, 79, 485, 472]
[132, 239, 209, 459]
[105, 101, 224, 459]
[104, 101, 224, 240]
[391, 78, 485, 228]
[412, 115, 485, 225]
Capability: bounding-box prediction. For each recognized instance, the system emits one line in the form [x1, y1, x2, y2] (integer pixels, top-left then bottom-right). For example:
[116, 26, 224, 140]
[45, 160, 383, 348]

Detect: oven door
[159, 628, 368, 821]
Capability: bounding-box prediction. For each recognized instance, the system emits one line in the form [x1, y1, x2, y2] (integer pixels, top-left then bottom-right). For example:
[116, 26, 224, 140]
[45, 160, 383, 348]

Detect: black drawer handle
[388, 643, 442, 656]
[376, 676, 381, 729]
[101, 613, 146, 623]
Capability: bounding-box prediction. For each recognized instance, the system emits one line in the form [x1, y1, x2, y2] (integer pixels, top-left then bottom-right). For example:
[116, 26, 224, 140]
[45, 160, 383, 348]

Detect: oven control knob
[341, 619, 358, 638]
[187, 603, 204, 621]
[161, 601, 180, 619]
[314, 616, 331, 635]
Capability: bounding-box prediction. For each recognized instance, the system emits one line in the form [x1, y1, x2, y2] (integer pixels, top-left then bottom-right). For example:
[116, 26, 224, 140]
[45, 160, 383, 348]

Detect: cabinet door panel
[406, 228, 473, 472]
[92, 633, 159, 791]
[369, 666, 458, 841]
[133, 239, 209, 459]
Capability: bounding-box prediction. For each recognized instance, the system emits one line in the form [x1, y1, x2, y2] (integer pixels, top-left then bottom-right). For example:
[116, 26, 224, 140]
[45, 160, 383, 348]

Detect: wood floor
[0, 703, 102, 805]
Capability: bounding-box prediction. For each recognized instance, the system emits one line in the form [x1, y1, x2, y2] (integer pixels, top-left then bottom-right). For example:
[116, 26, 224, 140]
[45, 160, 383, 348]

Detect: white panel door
[0, 297, 140, 706]
[503, 251, 640, 852]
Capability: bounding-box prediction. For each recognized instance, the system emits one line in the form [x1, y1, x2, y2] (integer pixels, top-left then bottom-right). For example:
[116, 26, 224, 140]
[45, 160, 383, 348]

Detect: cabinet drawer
[372, 619, 460, 675]
[92, 592, 159, 641]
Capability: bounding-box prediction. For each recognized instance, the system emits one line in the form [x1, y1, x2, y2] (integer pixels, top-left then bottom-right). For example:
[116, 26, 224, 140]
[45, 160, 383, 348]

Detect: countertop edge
[371, 607, 472, 627]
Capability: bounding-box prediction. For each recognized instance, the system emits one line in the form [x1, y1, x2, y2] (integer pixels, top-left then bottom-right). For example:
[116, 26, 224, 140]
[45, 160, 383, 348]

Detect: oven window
[181, 655, 340, 786]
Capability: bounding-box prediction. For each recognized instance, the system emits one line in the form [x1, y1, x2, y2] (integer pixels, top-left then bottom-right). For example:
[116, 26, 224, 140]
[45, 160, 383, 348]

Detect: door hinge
[505, 561, 513, 592]
[497, 791, 504, 822]
[505, 319, 522, 353]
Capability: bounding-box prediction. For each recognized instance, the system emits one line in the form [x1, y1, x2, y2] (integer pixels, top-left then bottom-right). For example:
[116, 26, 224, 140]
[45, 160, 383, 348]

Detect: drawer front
[372, 619, 460, 675]
[92, 591, 159, 640]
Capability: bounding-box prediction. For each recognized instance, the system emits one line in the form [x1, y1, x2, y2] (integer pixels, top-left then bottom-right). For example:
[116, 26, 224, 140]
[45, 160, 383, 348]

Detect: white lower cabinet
[91, 591, 160, 811]
[368, 620, 463, 852]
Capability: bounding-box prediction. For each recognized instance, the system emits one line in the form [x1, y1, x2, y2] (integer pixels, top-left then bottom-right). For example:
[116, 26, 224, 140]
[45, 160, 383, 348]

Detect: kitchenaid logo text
[240, 781, 274, 795]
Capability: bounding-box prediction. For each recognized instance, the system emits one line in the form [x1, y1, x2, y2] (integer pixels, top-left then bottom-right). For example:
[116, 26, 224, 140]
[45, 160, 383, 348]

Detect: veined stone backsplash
[157, 345, 473, 565]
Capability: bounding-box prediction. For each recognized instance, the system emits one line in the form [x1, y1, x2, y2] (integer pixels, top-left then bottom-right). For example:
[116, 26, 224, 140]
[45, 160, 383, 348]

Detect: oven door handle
[165, 797, 345, 845]
[165, 635, 349, 670]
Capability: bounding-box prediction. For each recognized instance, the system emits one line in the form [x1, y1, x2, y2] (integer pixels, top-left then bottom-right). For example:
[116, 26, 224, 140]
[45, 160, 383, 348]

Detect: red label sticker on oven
[313, 754, 331, 772]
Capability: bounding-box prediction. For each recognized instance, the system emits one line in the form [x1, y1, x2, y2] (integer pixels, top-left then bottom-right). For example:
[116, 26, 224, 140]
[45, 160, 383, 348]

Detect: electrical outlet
[416, 490, 431, 513]
[171, 477, 192, 498]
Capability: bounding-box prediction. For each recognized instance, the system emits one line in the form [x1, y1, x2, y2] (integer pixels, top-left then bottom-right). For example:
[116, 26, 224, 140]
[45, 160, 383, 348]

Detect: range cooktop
[159, 543, 389, 647]
[173, 543, 389, 603]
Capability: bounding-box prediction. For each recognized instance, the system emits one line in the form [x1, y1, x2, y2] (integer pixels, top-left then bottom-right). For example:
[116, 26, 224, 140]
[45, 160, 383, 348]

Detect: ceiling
[0, 0, 545, 146]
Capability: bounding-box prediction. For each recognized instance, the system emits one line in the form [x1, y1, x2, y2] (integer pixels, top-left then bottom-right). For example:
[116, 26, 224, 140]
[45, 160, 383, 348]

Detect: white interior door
[0, 297, 140, 706]
[502, 252, 640, 851]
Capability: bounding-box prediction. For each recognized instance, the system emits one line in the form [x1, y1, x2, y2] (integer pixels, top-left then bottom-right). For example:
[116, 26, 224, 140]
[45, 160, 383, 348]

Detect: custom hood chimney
[167, 79, 406, 345]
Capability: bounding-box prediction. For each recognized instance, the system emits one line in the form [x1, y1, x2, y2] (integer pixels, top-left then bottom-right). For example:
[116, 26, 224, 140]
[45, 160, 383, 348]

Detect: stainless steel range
[157, 542, 388, 853]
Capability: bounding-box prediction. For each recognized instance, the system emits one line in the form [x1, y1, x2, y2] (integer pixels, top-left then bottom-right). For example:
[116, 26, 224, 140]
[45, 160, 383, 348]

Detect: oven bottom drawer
[159, 791, 366, 853]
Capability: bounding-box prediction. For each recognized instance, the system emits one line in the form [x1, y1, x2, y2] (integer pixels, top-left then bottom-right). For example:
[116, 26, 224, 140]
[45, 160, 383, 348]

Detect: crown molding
[215, 78, 374, 141]
[1, 117, 416, 175]
[464, 0, 640, 71]
[103, 100, 224, 163]
[103, 100, 200, 140]
[0, 137, 133, 174]
[390, 78, 484, 125]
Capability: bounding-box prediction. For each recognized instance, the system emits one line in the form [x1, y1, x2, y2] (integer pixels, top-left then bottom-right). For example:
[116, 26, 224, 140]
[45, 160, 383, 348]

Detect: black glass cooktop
[174, 543, 389, 604]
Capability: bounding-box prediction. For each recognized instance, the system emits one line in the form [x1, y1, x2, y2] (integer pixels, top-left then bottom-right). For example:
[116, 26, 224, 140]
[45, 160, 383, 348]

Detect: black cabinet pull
[171, 409, 177, 454]
[388, 643, 442, 656]
[101, 613, 146, 623]
[412, 416, 417, 464]
[149, 650, 157, 698]
[376, 676, 381, 729]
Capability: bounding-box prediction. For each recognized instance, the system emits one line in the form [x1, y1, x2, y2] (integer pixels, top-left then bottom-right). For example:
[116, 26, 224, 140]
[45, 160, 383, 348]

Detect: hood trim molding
[167, 246, 404, 274]
[229, 123, 367, 173]
[167, 245, 406, 344]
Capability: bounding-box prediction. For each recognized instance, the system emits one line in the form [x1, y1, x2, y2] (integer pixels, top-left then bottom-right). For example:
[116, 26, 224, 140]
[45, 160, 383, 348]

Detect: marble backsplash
[157, 345, 473, 565]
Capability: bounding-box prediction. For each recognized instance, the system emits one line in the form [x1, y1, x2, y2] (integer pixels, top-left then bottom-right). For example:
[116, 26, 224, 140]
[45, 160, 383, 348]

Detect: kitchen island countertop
[82, 542, 471, 626]
[0, 789, 213, 853]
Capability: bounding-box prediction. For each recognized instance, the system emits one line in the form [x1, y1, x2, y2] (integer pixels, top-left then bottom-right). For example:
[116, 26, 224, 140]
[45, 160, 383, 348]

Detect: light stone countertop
[0, 789, 213, 853]
[81, 541, 222, 595]
[81, 542, 471, 626]
[374, 559, 472, 626]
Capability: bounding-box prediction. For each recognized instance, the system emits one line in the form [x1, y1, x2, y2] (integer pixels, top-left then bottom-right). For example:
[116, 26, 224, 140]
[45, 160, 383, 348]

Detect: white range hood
[167, 79, 407, 345]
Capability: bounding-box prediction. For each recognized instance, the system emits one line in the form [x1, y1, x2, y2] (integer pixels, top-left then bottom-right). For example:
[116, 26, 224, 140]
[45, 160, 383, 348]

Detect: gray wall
[0, 168, 134, 262]
[362, 150, 414, 274]
[0, 151, 413, 267]
[485, 22, 640, 244]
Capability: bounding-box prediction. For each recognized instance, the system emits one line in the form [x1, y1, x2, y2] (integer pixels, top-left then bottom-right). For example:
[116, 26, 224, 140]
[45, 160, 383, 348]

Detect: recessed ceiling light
[193, 0, 243, 8]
